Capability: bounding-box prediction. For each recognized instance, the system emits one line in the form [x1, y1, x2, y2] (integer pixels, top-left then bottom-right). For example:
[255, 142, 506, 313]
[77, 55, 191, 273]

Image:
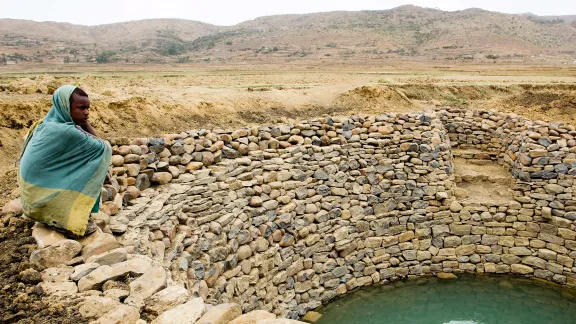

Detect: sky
[2, 0, 575, 26]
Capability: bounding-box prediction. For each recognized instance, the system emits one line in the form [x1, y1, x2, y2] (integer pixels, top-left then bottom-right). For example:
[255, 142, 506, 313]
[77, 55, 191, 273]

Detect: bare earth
[1, 63, 575, 206]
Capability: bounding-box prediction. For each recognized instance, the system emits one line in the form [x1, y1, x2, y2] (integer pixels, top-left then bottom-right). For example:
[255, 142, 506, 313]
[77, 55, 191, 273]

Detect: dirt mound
[3, 75, 66, 95]
[398, 84, 505, 103]
[0, 214, 82, 323]
[493, 85, 576, 123]
[335, 86, 415, 113]
[503, 90, 576, 112]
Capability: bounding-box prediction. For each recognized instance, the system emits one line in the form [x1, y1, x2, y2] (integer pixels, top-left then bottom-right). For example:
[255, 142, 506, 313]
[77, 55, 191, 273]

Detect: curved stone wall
[22, 108, 576, 323]
[109, 111, 455, 318]
[92, 108, 576, 319]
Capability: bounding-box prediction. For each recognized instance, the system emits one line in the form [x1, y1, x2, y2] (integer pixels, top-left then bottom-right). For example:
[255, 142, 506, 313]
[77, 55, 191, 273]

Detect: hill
[1, 5, 575, 65]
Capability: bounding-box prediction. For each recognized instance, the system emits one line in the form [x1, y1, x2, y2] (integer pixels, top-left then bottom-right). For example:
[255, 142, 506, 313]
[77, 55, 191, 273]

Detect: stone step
[452, 148, 499, 160]
[454, 173, 511, 185]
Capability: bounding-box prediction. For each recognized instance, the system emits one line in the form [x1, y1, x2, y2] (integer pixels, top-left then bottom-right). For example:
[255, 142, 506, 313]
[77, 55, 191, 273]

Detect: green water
[315, 275, 576, 324]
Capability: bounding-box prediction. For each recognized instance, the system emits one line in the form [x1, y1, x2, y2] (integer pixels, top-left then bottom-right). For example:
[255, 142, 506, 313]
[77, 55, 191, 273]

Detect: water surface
[315, 275, 576, 324]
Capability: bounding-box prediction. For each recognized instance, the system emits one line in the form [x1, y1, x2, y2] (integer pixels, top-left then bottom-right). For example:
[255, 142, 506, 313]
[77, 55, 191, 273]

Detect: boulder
[78, 258, 152, 292]
[31, 223, 67, 248]
[152, 172, 173, 185]
[129, 267, 167, 300]
[104, 288, 130, 301]
[111, 155, 125, 167]
[41, 266, 74, 282]
[145, 286, 190, 316]
[79, 296, 120, 319]
[91, 305, 140, 324]
[301, 311, 322, 323]
[511, 264, 534, 274]
[2, 198, 22, 215]
[86, 248, 127, 266]
[229, 310, 276, 324]
[196, 303, 242, 324]
[71, 263, 100, 281]
[151, 298, 206, 324]
[38, 282, 78, 297]
[437, 272, 457, 279]
[449, 201, 463, 213]
[82, 232, 122, 259]
[30, 239, 82, 267]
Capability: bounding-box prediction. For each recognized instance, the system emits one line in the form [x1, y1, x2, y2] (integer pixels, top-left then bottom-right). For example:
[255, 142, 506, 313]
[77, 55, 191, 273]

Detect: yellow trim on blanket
[18, 175, 94, 236]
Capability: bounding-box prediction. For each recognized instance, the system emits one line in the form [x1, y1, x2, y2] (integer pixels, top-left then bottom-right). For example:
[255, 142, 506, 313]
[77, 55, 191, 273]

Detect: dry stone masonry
[14, 107, 576, 323]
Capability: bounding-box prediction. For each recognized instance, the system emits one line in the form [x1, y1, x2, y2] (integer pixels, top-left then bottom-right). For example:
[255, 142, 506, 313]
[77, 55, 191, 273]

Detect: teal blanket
[18, 85, 111, 235]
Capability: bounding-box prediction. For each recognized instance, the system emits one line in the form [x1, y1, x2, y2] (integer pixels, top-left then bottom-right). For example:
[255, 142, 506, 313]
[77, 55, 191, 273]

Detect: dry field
[1, 63, 575, 206]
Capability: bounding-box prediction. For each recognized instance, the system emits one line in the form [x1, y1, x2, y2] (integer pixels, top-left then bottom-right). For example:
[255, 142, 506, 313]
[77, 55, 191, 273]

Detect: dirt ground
[0, 214, 83, 323]
[0, 63, 575, 322]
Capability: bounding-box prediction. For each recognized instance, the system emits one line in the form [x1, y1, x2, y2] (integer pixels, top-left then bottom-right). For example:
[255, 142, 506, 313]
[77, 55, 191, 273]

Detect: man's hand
[81, 121, 99, 138]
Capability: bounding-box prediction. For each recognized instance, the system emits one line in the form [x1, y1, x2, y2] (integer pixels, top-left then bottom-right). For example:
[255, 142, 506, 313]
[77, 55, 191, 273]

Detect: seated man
[18, 85, 112, 237]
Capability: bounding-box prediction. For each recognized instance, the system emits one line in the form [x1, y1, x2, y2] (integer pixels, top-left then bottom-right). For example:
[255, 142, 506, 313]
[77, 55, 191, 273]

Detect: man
[18, 85, 112, 237]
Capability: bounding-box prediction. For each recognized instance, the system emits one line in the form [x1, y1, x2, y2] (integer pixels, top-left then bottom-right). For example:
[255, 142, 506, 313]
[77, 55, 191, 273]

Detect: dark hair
[70, 87, 88, 105]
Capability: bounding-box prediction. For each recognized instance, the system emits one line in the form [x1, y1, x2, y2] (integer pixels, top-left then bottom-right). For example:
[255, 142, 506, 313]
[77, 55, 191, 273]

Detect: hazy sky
[3, 0, 575, 26]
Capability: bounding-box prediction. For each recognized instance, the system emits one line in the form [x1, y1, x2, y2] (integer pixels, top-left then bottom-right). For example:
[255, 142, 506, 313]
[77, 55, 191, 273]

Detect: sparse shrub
[485, 54, 499, 59]
[225, 41, 233, 45]
[95, 51, 117, 63]
[326, 42, 337, 48]
[161, 42, 187, 56]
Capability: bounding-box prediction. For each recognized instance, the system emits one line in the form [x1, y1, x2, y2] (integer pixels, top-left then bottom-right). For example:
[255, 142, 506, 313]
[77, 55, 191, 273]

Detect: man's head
[69, 87, 90, 126]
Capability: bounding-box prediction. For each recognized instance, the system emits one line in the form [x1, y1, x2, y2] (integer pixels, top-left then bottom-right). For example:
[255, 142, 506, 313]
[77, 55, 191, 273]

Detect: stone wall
[24, 108, 576, 322]
[437, 108, 576, 221]
[106, 111, 454, 318]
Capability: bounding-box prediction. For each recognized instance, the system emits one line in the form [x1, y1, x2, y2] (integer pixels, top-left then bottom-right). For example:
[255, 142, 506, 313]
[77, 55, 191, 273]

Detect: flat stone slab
[81, 232, 122, 259]
[78, 258, 152, 292]
[151, 298, 206, 324]
[41, 266, 74, 282]
[145, 285, 190, 316]
[196, 303, 242, 324]
[129, 266, 167, 300]
[85, 247, 127, 266]
[90, 304, 140, 324]
[30, 239, 82, 268]
[71, 263, 100, 281]
[38, 281, 78, 297]
[79, 296, 120, 320]
[31, 223, 66, 248]
[229, 310, 276, 324]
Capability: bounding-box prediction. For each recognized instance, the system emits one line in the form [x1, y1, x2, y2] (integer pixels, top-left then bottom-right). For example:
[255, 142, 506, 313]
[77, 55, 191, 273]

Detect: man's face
[70, 94, 90, 126]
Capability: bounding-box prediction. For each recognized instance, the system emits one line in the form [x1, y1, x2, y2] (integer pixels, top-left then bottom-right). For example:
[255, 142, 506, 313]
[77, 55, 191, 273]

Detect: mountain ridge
[1, 5, 575, 65]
